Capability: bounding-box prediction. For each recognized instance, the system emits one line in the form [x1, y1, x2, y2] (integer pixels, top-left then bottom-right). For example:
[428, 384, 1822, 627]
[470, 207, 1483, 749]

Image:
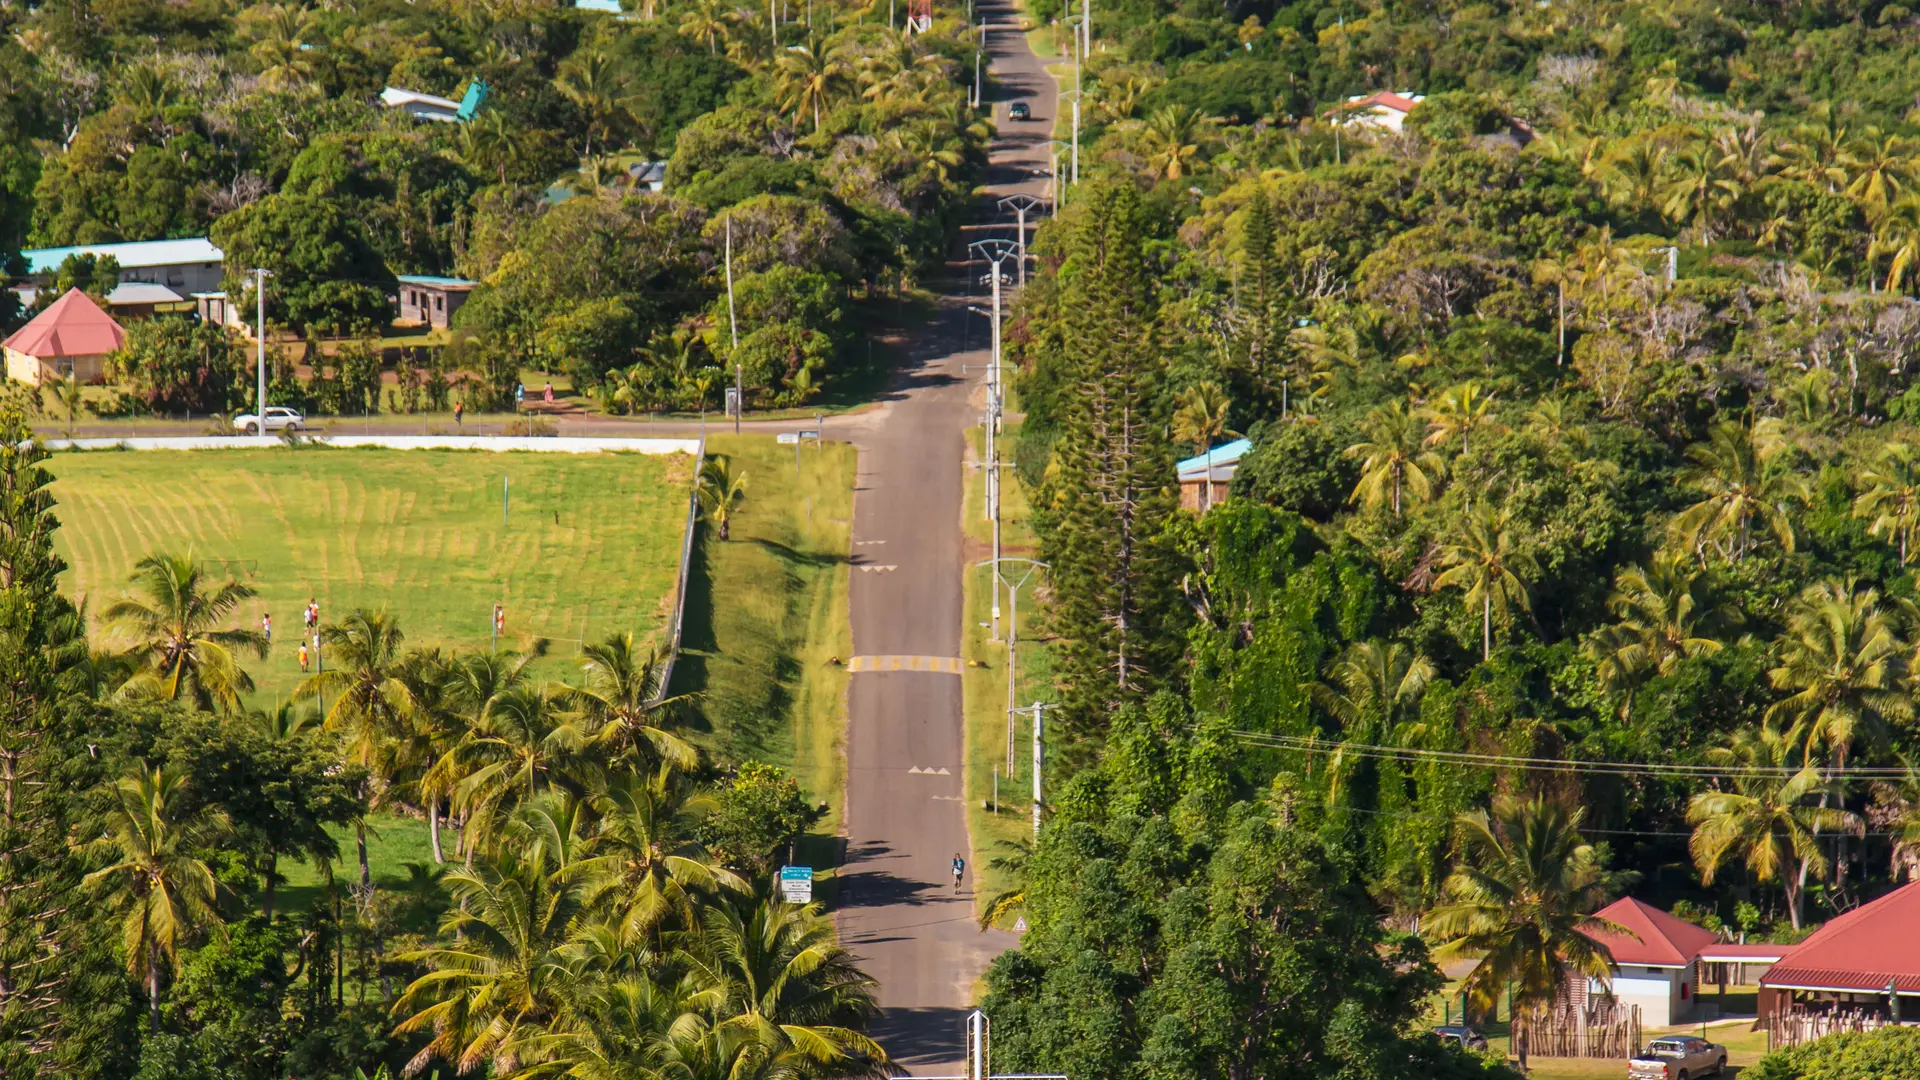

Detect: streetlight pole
[252, 268, 271, 442]
[1047, 140, 1069, 212]
[999, 195, 1042, 286]
[1060, 89, 1083, 185]
[978, 558, 1045, 770]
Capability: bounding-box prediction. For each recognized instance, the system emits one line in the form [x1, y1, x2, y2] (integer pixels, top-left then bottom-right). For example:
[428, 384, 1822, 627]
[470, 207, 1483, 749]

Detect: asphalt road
[832, 4, 1056, 1072]
[57, 12, 1060, 1069]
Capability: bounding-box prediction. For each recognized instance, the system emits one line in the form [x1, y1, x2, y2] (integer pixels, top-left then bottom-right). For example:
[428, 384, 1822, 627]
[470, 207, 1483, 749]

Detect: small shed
[1176, 438, 1250, 513]
[104, 281, 189, 318]
[396, 275, 476, 329]
[3, 288, 127, 385]
[1581, 897, 1719, 1027]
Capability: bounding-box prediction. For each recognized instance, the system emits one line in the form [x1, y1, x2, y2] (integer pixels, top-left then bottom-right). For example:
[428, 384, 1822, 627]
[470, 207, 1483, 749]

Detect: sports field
[46, 446, 696, 704]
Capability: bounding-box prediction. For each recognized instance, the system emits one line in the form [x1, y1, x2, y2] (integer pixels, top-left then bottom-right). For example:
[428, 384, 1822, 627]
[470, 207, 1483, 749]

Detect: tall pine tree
[1034, 183, 1188, 737]
[1237, 191, 1285, 410]
[0, 407, 134, 1076]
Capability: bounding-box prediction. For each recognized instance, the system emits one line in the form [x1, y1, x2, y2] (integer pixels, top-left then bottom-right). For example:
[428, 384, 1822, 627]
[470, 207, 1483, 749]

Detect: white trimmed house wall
[1590, 962, 1699, 1026]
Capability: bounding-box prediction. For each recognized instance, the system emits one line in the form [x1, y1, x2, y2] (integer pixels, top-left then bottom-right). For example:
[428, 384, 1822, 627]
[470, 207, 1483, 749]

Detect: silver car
[233, 407, 305, 435]
[1628, 1036, 1727, 1080]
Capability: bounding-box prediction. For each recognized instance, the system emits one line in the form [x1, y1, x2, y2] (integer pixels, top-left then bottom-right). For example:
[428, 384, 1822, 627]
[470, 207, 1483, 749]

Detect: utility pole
[999, 194, 1042, 286]
[252, 268, 271, 441]
[1060, 89, 1083, 185]
[1047, 140, 1070, 212]
[979, 558, 1045, 768]
[734, 363, 742, 435]
[958, 1010, 1068, 1080]
[725, 218, 739, 353]
[1011, 702, 1050, 837]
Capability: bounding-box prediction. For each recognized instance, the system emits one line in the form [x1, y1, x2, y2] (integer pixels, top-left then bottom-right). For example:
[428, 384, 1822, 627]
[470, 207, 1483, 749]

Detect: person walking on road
[454, 401, 464, 427]
[298, 641, 310, 672]
[951, 854, 965, 891]
[261, 612, 271, 643]
[543, 382, 554, 405]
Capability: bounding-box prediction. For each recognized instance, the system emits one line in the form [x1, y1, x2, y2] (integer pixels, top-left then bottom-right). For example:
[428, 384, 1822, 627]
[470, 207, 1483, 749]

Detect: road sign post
[779, 865, 813, 904]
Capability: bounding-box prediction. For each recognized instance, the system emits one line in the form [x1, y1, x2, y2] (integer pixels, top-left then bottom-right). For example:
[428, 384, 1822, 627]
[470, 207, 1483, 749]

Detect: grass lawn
[960, 419, 1052, 927]
[46, 446, 696, 705]
[672, 434, 854, 863]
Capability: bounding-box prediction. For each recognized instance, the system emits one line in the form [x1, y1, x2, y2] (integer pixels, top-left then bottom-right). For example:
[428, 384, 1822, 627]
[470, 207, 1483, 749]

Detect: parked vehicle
[234, 407, 305, 435]
[1432, 1025, 1488, 1052]
[1007, 101, 1031, 120]
[1628, 1036, 1727, 1080]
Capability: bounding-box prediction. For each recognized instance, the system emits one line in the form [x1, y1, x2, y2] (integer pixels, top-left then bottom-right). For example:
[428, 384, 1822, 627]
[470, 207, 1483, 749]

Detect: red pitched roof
[1585, 897, 1720, 968]
[2, 289, 126, 359]
[1763, 882, 1920, 994]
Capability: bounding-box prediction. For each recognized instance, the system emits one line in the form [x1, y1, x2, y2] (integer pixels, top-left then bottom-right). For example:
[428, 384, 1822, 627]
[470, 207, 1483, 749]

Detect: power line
[1231, 731, 1918, 779]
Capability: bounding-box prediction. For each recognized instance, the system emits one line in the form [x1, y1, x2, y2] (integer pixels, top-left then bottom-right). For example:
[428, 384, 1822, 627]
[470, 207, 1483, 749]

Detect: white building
[1579, 897, 1718, 1027]
[17, 237, 224, 300]
[1330, 91, 1425, 132]
[380, 87, 462, 123]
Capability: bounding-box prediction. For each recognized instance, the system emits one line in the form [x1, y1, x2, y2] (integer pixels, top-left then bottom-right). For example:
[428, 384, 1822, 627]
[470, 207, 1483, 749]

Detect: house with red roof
[3, 288, 127, 386]
[1328, 90, 1425, 132]
[1579, 897, 1721, 1026]
[1760, 881, 1920, 1026]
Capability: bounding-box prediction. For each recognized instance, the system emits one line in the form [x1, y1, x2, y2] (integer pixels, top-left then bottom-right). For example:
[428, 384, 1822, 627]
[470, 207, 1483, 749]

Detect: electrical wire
[1231, 731, 1919, 779]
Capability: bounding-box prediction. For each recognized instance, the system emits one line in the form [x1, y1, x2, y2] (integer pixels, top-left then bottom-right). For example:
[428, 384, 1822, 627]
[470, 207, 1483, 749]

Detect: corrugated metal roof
[396, 275, 477, 288]
[22, 237, 222, 274]
[1585, 897, 1720, 968]
[1764, 882, 1920, 994]
[1176, 437, 1251, 478]
[105, 282, 184, 305]
[380, 86, 459, 111]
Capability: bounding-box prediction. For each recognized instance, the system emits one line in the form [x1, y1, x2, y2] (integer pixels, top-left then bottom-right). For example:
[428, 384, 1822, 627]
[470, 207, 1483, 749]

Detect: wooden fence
[1766, 1008, 1887, 1052]
[1520, 1001, 1642, 1059]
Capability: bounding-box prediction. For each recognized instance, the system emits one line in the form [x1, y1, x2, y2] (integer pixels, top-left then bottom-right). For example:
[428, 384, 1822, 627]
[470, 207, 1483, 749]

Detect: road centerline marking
[846, 654, 963, 674]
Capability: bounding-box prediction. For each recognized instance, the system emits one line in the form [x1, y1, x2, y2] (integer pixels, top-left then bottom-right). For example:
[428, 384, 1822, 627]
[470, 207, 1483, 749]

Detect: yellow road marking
[847, 654, 962, 674]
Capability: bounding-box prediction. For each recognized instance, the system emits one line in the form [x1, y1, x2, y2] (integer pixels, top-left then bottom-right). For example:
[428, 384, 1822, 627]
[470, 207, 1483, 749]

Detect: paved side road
[833, 0, 1056, 1072]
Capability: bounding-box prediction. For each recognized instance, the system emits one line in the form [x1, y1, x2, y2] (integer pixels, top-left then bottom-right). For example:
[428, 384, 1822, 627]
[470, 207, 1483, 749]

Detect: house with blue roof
[1176, 437, 1250, 513]
[18, 238, 224, 301]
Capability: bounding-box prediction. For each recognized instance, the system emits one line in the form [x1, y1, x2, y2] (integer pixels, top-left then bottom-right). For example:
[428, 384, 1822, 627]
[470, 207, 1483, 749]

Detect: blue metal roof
[456, 79, 489, 121]
[1176, 438, 1252, 476]
[396, 274, 478, 288]
[23, 237, 222, 274]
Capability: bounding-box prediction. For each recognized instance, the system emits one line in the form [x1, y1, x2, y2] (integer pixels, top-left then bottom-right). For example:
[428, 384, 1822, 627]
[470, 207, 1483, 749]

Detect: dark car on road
[1433, 1026, 1488, 1052]
[1007, 101, 1031, 120]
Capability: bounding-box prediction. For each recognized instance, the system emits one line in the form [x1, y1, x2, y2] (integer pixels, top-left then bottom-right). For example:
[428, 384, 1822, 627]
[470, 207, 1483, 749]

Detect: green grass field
[46, 446, 696, 705]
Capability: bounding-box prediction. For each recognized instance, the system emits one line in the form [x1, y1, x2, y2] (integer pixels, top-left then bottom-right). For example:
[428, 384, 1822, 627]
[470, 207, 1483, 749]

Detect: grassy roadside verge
[960, 418, 1052, 928]
[675, 433, 854, 865]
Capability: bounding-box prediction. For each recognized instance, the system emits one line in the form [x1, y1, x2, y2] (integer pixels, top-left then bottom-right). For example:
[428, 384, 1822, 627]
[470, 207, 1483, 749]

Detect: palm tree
[49, 373, 87, 439]
[774, 44, 849, 131]
[698, 457, 748, 541]
[1422, 382, 1505, 456]
[976, 839, 1031, 931]
[460, 109, 536, 186]
[1854, 440, 1920, 564]
[1669, 421, 1806, 564]
[1771, 103, 1853, 194]
[566, 631, 698, 772]
[1141, 104, 1219, 181]
[451, 685, 596, 852]
[1170, 382, 1237, 509]
[82, 762, 225, 1025]
[1843, 127, 1915, 221]
[104, 552, 268, 713]
[1873, 193, 1920, 293]
[297, 609, 415, 889]
[1659, 145, 1742, 241]
[1583, 554, 1742, 707]
[577, 770, 746, 938]
[1688, 722, 1858, 929]
[1425, 796, 1627, 1032]
[1870, 763, 1920, 882]
[685, 894, 886, 1071]
[1344, 401, 1445, 518]
[678, 0, 735, 54]
[554, 49, 629, 157]
[1601, 141, 1666, 213]
[243, 3, 320, 91]
[1766, 579, 1911, 773]
[1311, 641, 1435, 806]
[393, 846, 583, 1075]
[1434, 507, 1540, 662]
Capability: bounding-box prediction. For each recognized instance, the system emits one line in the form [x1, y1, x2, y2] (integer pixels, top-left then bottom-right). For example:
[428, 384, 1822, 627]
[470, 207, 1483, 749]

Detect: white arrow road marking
[856, 565, 898, 572]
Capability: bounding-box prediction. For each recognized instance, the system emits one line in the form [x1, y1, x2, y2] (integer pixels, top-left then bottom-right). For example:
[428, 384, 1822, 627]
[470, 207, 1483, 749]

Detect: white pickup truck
[1628, 1036, 1727, 1080]
[233, 407, 306, 435]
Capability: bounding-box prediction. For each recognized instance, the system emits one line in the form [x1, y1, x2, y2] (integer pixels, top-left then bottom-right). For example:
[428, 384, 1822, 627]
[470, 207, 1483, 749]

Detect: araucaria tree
[1033, 183, 1188, 732]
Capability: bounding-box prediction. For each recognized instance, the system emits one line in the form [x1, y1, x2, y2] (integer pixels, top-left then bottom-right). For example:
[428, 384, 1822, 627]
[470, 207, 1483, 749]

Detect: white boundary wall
[41, 435, 701, 454]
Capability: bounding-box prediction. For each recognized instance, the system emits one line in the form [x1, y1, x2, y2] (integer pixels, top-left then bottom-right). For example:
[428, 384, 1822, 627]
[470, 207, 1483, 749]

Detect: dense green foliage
[1000, 0, 1920, 1068]
[1749, 1026, 1920, 1079]
[0, 0, 985, 414]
